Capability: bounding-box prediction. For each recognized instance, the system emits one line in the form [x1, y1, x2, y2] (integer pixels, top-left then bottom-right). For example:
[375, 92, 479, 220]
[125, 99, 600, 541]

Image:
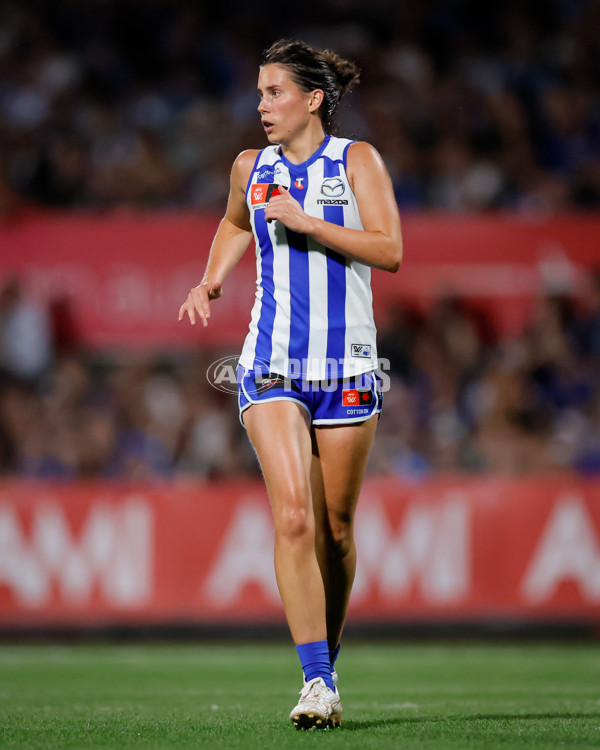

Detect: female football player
[179, 38, 402, 729]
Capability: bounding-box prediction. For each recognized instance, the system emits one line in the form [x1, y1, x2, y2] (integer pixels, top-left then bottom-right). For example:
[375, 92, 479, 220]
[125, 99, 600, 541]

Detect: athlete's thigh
[312, 414, 378, 519]
[243, 400, 314, 505]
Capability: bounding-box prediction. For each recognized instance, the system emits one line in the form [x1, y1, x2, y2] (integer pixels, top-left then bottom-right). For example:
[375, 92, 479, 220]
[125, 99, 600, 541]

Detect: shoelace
[299, 680, 324, 699]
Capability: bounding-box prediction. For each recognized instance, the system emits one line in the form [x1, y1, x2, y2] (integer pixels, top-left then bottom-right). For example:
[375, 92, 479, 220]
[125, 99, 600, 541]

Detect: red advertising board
[0, 477, 599, 627]
[1, 211, 599, 350]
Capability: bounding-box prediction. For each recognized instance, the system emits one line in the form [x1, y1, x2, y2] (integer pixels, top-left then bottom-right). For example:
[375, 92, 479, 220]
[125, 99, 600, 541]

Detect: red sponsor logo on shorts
[343, 389, 359, 406]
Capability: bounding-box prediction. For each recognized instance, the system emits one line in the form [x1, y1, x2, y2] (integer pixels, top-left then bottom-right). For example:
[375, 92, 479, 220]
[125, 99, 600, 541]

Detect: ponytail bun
[322, 50, 361, 100]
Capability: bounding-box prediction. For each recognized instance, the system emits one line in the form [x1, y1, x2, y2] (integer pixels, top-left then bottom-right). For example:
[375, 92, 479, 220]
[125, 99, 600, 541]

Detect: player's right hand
[178, 280, 223, 327]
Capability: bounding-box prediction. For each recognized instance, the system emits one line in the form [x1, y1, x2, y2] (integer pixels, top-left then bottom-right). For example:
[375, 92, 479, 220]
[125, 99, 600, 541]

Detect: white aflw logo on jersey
[240, 135, 378, 381]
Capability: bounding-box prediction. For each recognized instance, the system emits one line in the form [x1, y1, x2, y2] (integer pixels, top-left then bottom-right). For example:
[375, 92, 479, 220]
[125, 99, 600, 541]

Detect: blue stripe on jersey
[322, 155, 347, 377]
[286, 166, 310, 371]
[253, 189, 276, 368]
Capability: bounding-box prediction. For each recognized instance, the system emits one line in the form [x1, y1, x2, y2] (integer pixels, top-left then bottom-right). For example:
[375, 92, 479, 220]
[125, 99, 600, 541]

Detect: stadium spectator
[0, 275, 52, 381]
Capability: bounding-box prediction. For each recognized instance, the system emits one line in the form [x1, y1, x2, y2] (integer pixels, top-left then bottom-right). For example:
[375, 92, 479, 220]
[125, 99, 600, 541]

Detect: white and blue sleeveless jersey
[239, 135, 377, 381]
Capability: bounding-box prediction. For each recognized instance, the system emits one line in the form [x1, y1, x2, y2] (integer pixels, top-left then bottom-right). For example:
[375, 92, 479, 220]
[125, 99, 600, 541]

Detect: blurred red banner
[2, 211, 599, 350]
[1, 477, 599, 627]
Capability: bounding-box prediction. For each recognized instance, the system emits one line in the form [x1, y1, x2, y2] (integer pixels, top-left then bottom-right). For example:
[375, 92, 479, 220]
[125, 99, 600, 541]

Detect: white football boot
[300, 669, 343, 728]
[289, 677, 341, 730]
[329, 670, 343, 727]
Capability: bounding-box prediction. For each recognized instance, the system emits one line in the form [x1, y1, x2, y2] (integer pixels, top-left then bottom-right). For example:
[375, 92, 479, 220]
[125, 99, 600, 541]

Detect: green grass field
[0, 641, 598, 749]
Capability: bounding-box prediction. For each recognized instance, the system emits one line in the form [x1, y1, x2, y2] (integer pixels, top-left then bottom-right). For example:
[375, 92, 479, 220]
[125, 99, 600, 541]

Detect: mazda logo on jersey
[321, 177, 345, 197]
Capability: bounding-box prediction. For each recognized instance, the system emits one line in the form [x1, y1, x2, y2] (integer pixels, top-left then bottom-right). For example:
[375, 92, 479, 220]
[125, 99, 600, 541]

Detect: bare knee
[274, 497, 314, 544]
[327, 510, 355, 558]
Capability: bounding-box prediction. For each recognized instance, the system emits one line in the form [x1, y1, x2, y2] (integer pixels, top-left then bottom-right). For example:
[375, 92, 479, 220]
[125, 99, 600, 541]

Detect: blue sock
[296, 640, 334, 690]
[329, 644, 340, 671]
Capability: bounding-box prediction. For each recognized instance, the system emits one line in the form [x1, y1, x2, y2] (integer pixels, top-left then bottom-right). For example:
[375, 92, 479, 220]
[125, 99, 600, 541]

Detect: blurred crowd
[1, 0, 600, 481]
[1, 270, 599, 481]
[374, 274, 600, 478]
[1, 0, 600, 217]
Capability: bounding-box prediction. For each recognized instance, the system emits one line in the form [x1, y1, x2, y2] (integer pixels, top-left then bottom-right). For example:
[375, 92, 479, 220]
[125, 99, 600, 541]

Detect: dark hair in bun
[261, 39, 361, 132]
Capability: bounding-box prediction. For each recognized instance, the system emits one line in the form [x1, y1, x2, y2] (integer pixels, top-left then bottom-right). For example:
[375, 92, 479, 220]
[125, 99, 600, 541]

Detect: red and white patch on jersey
[250, 183, 281, 208]
[251, 184, 268, 205]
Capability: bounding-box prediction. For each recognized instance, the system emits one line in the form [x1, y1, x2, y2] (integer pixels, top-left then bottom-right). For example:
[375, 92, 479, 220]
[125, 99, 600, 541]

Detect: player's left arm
[264, 142, 402, 272]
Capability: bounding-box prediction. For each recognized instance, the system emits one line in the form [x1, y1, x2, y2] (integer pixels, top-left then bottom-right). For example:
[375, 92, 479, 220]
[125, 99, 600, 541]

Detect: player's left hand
[264, 188, 312, 234]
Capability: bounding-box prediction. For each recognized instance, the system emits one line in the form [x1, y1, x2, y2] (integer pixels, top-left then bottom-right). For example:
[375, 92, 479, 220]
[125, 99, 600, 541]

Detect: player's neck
[280, 122, 326, 165]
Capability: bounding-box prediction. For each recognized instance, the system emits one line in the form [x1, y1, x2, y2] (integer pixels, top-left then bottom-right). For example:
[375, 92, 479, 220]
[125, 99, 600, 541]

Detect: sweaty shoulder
[346, 141, 388, 191]
[346, 141, 385, 171]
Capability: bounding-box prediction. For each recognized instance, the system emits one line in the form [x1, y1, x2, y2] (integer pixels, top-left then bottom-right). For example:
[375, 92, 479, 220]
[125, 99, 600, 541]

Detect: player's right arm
[178, 149, 257, 327]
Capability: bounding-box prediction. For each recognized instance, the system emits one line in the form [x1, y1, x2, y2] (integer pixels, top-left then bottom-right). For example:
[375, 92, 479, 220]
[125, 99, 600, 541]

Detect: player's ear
[308, 89, 324, 113]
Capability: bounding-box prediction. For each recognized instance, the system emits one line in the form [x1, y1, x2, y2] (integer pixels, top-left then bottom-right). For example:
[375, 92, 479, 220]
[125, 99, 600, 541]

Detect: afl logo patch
[251, 183, 281, 208]
[351, 344, 371, 358]
[321, 177, 345, 197]
[343, 388, 373, 408]
[342, 389, 359, 406]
